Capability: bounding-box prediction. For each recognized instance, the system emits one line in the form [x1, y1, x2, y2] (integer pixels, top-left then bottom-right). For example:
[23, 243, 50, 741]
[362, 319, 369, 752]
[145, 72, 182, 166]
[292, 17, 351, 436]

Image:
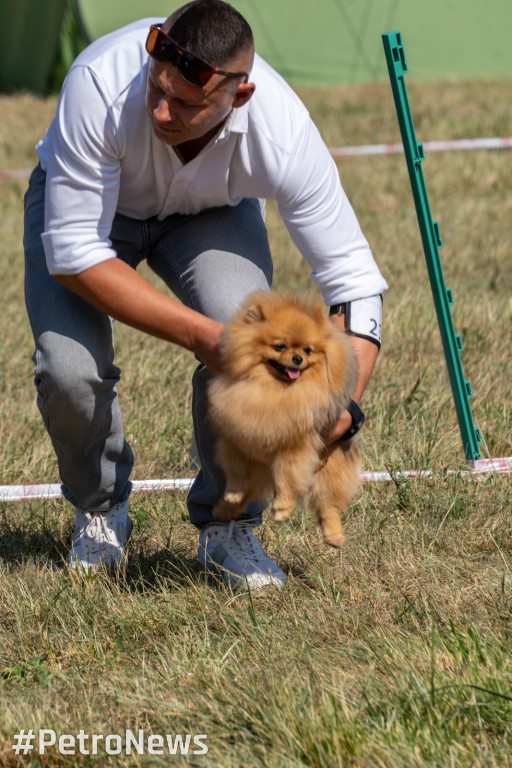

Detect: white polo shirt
[36, 18, 388, 305]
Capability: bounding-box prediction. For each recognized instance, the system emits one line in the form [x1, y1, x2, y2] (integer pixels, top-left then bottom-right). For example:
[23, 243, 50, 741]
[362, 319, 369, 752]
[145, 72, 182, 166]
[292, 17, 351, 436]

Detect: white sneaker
[198, 520, 287, 590]
[69, 500, 133, 573]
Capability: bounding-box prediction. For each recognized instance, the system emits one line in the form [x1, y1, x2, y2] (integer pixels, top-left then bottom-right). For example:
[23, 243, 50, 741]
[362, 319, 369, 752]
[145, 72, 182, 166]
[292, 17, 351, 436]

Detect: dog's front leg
[212, 444, 250, 520]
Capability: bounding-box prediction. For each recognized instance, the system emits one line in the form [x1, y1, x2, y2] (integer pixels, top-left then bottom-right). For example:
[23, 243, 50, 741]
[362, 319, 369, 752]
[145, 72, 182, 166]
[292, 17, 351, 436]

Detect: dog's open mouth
[268, 359, 302, 380]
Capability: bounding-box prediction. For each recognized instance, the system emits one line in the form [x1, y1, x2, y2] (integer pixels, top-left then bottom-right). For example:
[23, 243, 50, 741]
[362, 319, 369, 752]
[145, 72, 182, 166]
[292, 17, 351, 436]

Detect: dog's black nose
[292, 354, 303, 366]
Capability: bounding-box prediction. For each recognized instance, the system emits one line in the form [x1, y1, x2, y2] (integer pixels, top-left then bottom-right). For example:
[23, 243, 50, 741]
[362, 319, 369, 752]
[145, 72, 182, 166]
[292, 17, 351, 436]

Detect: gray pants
[24, 164, 273, 527]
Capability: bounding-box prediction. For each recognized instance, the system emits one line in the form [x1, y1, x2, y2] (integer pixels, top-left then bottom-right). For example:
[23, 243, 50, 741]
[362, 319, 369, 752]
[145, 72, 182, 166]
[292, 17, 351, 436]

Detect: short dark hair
[163, 0, 254, 67]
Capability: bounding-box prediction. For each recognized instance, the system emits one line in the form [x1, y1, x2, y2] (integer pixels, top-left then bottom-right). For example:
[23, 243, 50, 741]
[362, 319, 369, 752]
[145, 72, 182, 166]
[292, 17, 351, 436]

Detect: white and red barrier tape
[0, 168, 33, 179]
[329, 136, 512, 157]
[0, 478, 193, 502]
[1, 458, 510, 502]
[1, 137, 511, 180]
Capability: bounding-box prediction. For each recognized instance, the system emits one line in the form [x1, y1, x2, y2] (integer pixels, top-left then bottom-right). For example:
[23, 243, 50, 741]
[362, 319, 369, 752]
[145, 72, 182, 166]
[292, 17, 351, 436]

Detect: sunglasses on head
[145, 24, 249, 87]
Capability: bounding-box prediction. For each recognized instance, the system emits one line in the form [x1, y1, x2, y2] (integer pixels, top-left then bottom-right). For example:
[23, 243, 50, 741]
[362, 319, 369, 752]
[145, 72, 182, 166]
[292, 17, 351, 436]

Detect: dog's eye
[303, 346, 312, 356]
[273, 343, 288, 352]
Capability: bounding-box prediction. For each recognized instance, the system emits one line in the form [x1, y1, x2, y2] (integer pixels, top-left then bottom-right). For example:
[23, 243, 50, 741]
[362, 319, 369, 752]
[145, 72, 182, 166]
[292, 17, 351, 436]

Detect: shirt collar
[217, 100, 249, 141]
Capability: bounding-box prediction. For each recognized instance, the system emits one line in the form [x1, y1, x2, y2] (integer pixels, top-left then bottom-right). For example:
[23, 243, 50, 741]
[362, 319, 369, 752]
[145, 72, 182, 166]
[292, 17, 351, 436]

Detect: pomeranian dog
[208, 290, 361, 547]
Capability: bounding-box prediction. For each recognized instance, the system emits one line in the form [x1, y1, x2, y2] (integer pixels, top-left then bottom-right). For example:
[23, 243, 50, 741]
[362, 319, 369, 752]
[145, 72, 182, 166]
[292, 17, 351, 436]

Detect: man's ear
[232, 82, 255, 109]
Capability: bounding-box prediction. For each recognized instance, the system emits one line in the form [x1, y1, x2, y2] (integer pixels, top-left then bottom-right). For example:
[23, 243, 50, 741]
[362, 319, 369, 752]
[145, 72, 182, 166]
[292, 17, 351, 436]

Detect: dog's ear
[244, 303, 266, 323]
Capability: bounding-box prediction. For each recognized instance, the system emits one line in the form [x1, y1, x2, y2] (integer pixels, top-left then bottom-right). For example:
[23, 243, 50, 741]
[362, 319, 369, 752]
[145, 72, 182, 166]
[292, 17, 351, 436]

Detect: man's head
[162, 0, 254, 74]
[145, 0, 255, 149]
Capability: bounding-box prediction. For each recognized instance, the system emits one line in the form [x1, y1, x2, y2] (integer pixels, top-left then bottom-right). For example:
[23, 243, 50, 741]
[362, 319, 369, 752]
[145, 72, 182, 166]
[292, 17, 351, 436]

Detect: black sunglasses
[145, 24, 249, 87]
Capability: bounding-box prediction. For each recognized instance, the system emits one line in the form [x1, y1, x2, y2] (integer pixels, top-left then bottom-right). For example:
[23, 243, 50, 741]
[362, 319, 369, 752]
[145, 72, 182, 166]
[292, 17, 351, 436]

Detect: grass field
[0, 77, 511, 767]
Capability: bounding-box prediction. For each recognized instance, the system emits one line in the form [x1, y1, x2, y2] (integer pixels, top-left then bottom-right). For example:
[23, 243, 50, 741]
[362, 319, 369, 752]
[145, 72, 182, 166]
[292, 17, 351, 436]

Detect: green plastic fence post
[382, 31, 482, 461]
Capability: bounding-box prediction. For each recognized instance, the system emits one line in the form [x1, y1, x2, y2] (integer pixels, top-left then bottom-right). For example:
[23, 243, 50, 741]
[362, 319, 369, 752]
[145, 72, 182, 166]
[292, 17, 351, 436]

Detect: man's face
[145, 48, 254, 146]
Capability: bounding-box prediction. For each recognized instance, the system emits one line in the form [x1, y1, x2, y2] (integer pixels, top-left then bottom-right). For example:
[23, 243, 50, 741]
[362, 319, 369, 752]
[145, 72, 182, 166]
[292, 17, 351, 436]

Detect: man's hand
[324, 409, 354, 443]
[326, 311, 379, 443]
[194, 322, 225, 374]
[55, 258, 225, 372]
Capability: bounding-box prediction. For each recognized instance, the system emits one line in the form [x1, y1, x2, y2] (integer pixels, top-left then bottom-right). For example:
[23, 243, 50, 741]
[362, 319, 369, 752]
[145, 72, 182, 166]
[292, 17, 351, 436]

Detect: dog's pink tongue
[286, 368, 301, 380]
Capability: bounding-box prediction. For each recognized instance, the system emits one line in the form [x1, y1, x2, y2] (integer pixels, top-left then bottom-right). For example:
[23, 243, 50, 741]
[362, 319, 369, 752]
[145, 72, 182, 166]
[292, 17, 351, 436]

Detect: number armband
[329, 294, 383, 349]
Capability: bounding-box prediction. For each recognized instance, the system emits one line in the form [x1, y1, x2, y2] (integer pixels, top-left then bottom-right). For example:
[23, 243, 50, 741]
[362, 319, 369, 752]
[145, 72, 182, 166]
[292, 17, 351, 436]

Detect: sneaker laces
[200, 519, 286, 587]
[215, 520, 270, 566]
[233, 522, 267, 561]
[74, 511, 120, 553]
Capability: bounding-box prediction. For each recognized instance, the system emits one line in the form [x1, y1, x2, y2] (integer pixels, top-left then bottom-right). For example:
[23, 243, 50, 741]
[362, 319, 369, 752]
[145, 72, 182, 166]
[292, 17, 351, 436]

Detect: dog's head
[242, 298, 325, 382]
[220, 291, 351, 389]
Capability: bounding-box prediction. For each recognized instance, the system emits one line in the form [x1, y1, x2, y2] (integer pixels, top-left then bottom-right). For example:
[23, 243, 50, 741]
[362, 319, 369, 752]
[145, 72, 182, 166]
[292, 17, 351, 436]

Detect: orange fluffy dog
[208, 291, 361, 547]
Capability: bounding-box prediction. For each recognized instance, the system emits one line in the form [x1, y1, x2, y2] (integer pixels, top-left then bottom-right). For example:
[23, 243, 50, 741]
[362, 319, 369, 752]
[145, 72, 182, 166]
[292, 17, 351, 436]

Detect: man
[24, 0, 387, 588]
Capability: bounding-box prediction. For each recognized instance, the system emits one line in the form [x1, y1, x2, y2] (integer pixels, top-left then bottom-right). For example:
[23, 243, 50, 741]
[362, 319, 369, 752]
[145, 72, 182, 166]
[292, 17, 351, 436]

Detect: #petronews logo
[12, 728, 208, 756]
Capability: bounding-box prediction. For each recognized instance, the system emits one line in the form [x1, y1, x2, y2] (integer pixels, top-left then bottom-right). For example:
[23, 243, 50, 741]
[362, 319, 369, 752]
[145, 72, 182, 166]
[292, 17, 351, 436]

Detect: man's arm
[55, 258, 224, 372]
[327, 311, 379, 441]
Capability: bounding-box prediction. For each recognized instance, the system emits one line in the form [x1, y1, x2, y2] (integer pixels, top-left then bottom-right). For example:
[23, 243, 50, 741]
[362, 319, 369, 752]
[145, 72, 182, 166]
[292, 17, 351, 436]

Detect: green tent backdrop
[0, 0, 511, 93]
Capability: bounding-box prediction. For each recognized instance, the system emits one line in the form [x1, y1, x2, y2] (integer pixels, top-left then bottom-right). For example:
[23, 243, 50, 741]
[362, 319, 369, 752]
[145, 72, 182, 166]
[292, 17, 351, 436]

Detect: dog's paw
[323, 531, 346, 548]
[271, 504, 294, 522]
[224, 490, 245, 505]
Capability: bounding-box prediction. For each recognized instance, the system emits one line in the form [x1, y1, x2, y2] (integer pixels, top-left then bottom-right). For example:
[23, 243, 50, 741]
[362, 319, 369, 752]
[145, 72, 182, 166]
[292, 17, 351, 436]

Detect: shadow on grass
[124, 546, 206, 593]
[0, 520, 68, 568]
[0, 514, 219, 593]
